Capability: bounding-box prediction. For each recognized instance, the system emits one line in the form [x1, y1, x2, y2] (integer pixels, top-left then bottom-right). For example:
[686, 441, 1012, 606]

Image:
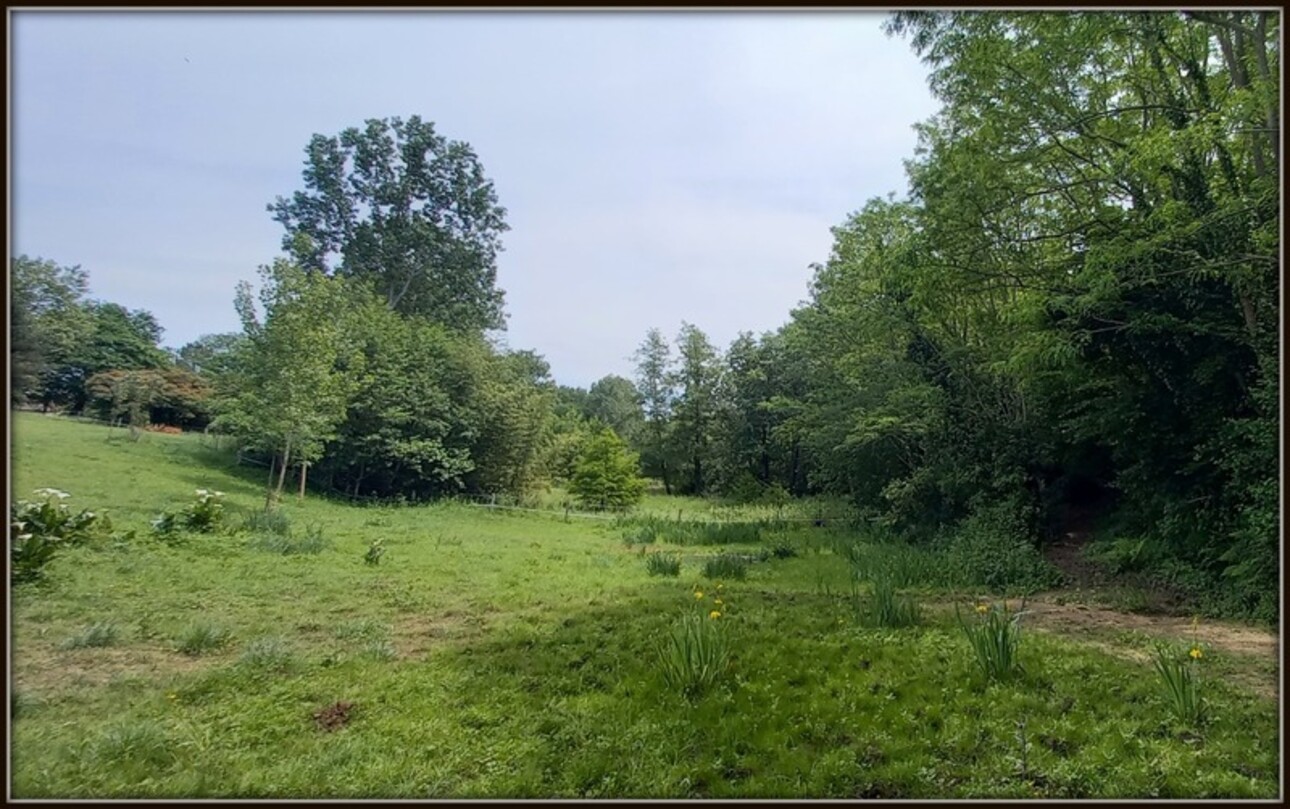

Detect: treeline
[611, 11, 1278, 621]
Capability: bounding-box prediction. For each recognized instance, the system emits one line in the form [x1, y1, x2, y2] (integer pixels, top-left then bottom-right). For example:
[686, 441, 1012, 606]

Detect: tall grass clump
[61, 622, 120, 650]
[93, 720, 177, 779]
[657, 612, 729, 698]
[957, 601, 1024, 682]
[853, 571, 920, 628]
[645, 552, 681, 577]
[702, 553, 748, 580]
[248, 524, 329, 556]
[239, 636, 297, 671]
[1153, 639, 1207, 727]
[241, 509, 292, 536]
[175, 621, 231, 656]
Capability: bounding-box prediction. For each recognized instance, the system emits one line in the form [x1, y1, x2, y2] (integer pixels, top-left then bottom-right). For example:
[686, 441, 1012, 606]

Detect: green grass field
[9, 413, 1280, 798]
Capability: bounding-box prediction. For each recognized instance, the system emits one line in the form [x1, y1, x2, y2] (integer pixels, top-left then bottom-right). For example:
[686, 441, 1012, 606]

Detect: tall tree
[671, 322, 723, 495]
[584, 374, 645, 445]
[633, 327, 676, 494]
[268, 116, 510, 333]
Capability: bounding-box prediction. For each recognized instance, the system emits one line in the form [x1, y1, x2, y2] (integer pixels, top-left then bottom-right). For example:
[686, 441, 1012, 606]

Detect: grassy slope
[9, 413, 1279, 798]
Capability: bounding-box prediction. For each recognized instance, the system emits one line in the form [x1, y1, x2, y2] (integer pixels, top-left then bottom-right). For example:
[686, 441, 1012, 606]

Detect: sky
[11, 11, 939, 388]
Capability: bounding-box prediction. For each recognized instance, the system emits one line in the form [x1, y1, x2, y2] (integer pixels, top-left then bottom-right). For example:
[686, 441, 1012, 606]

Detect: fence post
[564, 506, 570, 523]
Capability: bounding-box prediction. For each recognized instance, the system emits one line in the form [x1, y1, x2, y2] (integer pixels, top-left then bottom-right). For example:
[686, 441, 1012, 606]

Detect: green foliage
[569, 427, 646, 511]
[363, 538, 386, 565]
[702, 553, 748, 581]
[1152, 641, 1208, 728]
[644, 553, 681, 577]
[942, 503, 1064, 595]
[269, 115, 509, 332]
[656, 611, 730, 699]
[957, 601, 1025, 682]
[61, 622, 121, 650]
[92, 721, 177, 779]
[241, 509, 292, 536]
[175, 622, 232, 656]
[153, 489, 226, 537]
[246, 522, 327, 556]
[239, 636, 297, 671]
[10, 488, 112, 583]
[853, 572, 920, 628]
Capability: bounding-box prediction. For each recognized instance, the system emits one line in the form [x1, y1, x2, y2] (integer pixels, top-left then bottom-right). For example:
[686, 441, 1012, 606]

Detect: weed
[769, 541, 798, 559]
[957, 601, 1024, 682]
[61, 622, 121, 650]
[702, 553, 748, 580]
[657, 612, 729, 698]
[361, 639, 397, 661]
[645, 552, 681, 577]
[175, 621, 231, 656]
[153, 489, 227, 538]
[250, 524, 329, 556]
[364, 538, 386, 565]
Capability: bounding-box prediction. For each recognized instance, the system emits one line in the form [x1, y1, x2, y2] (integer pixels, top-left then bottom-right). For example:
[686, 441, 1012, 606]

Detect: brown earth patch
[11, 644, 218, 698]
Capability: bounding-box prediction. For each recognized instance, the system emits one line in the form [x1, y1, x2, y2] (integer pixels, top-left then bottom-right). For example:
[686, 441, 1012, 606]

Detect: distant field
[9, 413, 1279, 798]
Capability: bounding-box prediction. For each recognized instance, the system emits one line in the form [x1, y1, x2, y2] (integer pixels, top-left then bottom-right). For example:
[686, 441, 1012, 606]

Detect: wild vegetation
[8, 416, 1278, 797]
[8, 10, 1280, 799]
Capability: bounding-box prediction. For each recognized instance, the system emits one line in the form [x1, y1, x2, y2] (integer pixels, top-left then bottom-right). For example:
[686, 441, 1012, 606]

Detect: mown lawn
[9, 413, 1280, 798]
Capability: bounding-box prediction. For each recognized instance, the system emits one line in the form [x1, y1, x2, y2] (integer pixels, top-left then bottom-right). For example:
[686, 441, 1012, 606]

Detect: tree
[176, 333, 247, 380]
[670, 322, 723, 495]
[213, 259, 361, 509]
[10, 256, 92, 405]
[569, 427, 647, 511]
[584, 374, 644, 444]
[633, 327, 677, 494]
[268, 116, 510, 333]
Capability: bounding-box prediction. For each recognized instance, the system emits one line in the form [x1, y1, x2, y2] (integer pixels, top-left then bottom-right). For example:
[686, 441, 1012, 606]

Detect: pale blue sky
[11, 11, 938, 388]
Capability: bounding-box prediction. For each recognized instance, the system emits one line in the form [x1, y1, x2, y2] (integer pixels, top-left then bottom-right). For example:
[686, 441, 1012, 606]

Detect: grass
[61, 622, 121, 650]
[8, 413, 1280, 798]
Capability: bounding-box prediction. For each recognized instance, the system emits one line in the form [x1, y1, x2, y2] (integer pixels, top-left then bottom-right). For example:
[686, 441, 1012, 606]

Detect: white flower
[33, 488, 70, 500]
[212, 491, 225, 498]
[195, 489, 209, 496]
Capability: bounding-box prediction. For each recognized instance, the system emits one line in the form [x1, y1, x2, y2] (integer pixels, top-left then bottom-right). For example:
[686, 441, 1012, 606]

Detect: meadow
[8, 413, 1280, 798]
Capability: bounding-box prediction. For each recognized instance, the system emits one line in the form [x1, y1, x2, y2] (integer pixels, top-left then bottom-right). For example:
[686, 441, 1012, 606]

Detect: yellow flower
[714, 598, 723, 606]
[694, 590, 704, 600]
[166, 692, 178, 701]
[1190, 646, 1203, 660]
[975, 603, 989, 614]
[716, 583, 723, 590]
[709, 610, 721, 620]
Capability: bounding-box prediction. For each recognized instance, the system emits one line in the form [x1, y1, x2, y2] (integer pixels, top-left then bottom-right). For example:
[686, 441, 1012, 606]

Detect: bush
[153, 489, 226, 538]
[943, 502, 1063, 594]
[11, 488, 113, 583]
[702, 553, 748, 580]
[645, 553, 681, 577]
[569, 428, 646, 511]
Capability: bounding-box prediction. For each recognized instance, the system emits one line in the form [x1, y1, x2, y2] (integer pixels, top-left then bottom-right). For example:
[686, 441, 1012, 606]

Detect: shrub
[11, 489, 113, 583]
[363, 538, 385, 565]
[153, 489, 226, 538]
[645, 553, 681, 577]
[957, 601, 1024, 682]
[1153, 640, 1207, 728]
[943, 503, 1063, 594]
[569, 428, 646, 511]
[702, 553, 748, 580]
[770, 541, 799, 559]
[61, 622, 120, 650]
[175, 621, 231, 656]
[657, 612, 729, 698]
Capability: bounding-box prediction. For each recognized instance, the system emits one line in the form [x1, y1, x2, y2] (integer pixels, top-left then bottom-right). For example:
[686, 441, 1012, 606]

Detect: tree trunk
[272, 439, 292, 506]
[298, 461, 308, 501]
[264, 453, 278, 511]
[661, 460, 672, 496]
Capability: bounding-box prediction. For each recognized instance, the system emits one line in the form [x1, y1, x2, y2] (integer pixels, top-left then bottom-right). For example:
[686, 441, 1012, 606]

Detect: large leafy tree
[269, 116, 510, 333]
[670, 322, 723, 495]
[584, 374, 644, 445]
[569, 427, 647, 511]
